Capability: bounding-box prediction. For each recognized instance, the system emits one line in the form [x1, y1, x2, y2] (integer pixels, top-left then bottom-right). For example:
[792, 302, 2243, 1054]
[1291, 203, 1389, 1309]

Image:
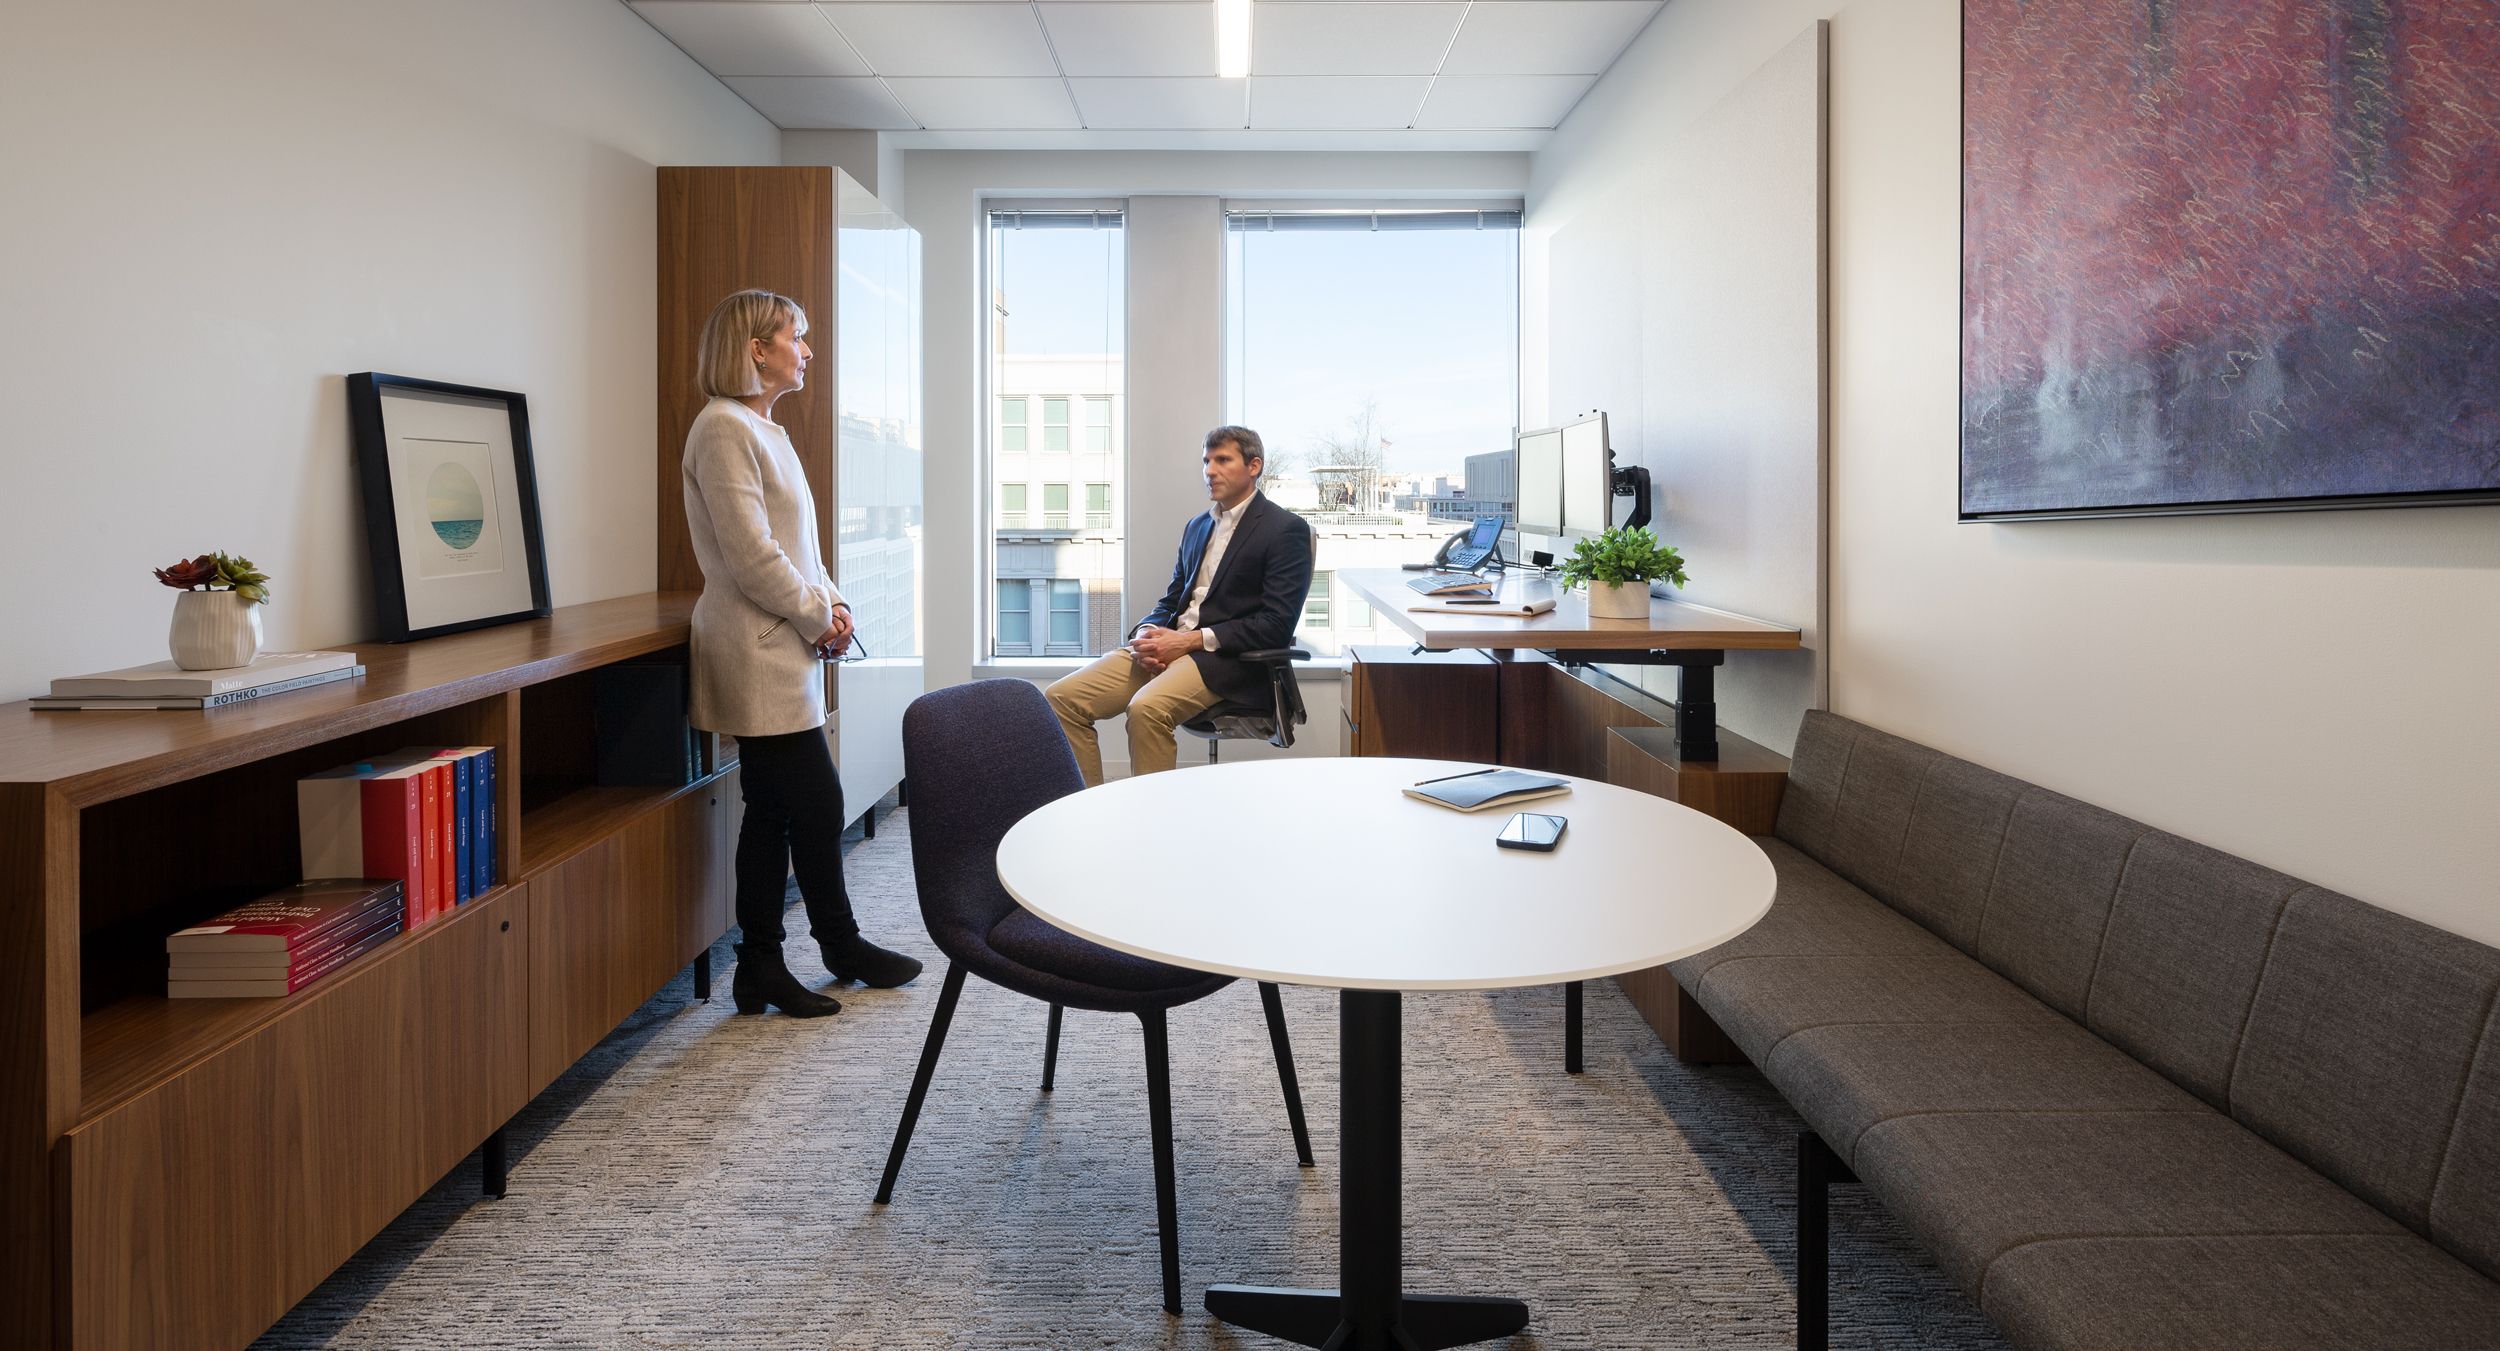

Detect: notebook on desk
[1402, 768, 1572, 813]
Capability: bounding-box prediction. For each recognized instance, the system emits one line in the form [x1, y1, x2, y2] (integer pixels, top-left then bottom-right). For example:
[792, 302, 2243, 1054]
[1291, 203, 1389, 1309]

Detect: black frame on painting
[346, 372, 553, 641]
[1956, 3, 2500, 524]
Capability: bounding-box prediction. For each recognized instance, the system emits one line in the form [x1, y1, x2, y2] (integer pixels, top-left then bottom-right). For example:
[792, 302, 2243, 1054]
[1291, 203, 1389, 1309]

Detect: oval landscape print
[427, 461, 487, 549]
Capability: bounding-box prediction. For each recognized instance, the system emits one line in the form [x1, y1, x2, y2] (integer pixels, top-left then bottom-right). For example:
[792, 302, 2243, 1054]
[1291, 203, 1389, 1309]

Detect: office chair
[1178, 647, 1310, 763]
[877, 680, 1317, 1316]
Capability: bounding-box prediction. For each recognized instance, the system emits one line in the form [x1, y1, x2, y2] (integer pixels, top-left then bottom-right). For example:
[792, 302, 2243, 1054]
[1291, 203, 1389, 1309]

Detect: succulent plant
[152, 551, 272, 604]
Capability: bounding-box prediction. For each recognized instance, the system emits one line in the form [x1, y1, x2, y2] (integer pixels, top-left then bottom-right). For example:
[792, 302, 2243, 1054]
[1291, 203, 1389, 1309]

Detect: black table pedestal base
[1206, 1286, 1532, 1350]
[1208, 990, 1531, 1350]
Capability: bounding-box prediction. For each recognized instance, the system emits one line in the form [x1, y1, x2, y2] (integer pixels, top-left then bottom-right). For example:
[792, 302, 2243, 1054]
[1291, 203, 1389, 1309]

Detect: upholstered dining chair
[875, 679, 1316, 1316]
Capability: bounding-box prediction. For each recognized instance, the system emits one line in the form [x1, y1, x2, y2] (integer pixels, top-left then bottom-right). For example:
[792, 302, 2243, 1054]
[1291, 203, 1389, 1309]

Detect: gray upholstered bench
[1667, 710, 2500, 1351]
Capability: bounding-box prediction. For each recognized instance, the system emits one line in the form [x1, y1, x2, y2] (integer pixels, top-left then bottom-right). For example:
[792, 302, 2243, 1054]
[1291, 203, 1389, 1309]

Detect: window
[1302, 570, 1333, 632]
[1048, 580, 1083, 648]
[1084, 398, 1111, 454]
[1000, 398, 1027, 454]
[988, 208, 1124, 659]
[1043, 398, 1070, 453]
[1227, 207, 1520, 657]
[997, 580, 1032, 651]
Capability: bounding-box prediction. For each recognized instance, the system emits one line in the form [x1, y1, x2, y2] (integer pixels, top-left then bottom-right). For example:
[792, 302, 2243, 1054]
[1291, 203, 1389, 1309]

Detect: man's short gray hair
[1205, 425, 1265, 473]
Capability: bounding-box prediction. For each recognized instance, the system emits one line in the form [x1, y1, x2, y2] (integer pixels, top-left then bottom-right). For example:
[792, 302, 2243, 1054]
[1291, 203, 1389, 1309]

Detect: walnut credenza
[1, 593, 738, 1350]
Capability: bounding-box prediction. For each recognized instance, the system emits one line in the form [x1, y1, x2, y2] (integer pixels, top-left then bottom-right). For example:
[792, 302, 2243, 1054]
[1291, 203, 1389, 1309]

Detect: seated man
[1046, 425, 1315, 787]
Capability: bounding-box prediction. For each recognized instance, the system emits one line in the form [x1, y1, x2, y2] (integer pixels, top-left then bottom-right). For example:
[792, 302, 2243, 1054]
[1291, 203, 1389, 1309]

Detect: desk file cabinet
[4, 593, 738, 1350]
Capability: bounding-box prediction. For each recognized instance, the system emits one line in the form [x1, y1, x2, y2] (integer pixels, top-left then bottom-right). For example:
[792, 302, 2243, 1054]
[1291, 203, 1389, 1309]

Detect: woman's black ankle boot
[821, 933, 923, 989]
[732, 947, 842, 1017]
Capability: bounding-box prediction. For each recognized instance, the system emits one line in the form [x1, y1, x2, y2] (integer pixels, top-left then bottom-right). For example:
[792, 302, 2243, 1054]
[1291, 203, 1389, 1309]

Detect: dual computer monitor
[1515, 412, 1611, 552]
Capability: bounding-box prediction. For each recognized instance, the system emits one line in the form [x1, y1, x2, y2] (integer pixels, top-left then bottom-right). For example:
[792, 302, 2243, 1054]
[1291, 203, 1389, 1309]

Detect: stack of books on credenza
[166, 879, 406, 998]
[33, 650, 364, 710]
[298, 746, 499, 930]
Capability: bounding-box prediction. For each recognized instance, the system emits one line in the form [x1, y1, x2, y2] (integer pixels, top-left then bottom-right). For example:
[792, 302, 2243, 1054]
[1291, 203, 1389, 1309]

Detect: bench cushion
[2229, 888, 2500, 1259]
[1667, 838, 1951, 993]
[1694, 950, 2063, 1068]
[1981, 1235, 2500, 1351]
[1763, 1020, 2202, 1167]
[1853, 1111, 2403, 1299]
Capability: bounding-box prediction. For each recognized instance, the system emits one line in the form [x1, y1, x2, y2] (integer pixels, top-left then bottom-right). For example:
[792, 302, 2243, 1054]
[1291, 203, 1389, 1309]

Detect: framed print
[1961, 1, 2500, 520]
[346, 373, 552, 640]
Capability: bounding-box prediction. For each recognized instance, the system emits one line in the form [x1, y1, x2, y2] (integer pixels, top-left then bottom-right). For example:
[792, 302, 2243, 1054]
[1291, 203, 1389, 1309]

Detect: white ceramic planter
[1585, 579, 1654, 620]
[169, 590, 264, 670]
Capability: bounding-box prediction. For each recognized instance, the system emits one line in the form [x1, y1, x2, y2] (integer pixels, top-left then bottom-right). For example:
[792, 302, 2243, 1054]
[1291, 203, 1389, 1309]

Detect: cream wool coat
[682, 397, 844, 737]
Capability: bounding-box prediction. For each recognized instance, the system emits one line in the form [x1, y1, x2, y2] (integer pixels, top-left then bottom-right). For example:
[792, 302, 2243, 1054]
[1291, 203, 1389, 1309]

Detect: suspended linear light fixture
[1216, 0, 1252, 80]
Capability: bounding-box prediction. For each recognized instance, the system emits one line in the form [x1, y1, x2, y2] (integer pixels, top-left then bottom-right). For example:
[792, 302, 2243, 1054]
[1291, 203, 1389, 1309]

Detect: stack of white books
[34, 651, 365, 711]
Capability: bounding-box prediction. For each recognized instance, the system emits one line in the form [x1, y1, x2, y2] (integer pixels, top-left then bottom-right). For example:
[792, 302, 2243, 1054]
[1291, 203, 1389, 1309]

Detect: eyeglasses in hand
[827, 632, 871, 663]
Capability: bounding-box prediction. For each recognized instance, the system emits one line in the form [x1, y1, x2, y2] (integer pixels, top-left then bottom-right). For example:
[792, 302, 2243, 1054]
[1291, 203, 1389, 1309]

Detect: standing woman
[683, 288, 922, 1018]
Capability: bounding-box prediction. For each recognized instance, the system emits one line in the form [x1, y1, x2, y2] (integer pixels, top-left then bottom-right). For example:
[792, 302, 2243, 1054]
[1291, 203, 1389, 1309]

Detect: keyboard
[1406, 571, 1494, 596]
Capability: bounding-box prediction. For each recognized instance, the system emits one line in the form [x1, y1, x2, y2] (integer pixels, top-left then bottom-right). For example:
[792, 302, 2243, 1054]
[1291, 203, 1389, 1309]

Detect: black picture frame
[346, 372, 553, 641]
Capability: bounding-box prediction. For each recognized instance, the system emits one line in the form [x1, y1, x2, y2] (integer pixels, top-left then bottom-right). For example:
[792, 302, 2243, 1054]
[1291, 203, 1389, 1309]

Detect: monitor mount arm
[1610, 465, 1653, 531]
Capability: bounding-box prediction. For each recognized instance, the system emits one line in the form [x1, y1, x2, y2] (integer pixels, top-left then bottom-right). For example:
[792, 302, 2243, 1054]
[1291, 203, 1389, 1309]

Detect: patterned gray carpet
[257, 807, 2007, 1350]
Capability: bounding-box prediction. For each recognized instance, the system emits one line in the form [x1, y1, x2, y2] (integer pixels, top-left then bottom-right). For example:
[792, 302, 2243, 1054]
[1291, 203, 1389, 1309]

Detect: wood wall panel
[59, 886, 528, 1351]
[657, 166, 835, 593]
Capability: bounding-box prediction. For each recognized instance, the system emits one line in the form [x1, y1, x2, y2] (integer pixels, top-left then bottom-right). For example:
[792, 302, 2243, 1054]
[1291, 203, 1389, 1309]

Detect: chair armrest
[1239, 648, 1310, 665]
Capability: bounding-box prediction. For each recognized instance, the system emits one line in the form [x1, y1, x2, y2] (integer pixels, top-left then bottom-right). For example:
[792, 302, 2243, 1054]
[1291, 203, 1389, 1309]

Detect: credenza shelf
[1, 592, 741, 1351]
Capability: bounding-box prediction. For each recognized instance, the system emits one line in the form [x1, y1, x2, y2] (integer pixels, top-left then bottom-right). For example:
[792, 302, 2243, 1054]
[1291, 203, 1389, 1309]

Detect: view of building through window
[1226, 208, 1522, 656]
[988, 209, 1124, 658]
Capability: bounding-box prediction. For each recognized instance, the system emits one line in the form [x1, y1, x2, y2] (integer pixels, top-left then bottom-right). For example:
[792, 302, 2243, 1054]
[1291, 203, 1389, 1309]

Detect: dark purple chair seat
[873, 679, 1316, 1317]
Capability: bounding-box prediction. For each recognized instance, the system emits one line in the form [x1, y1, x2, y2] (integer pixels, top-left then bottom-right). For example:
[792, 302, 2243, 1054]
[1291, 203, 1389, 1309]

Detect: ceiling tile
[885, 77, 1083, 128]
[722, 76, 921, 128]
[1441, 1, 1658, 76]
[1251, 3, 1464, 77]
[1247, 75, 1429, 129]
[629, 2, 870, 78]
[1039, 3, 1214, 77]
[1067, 77, 1249, 130]
[814, 3, 1058, 76]
[1413, 73, 1594, 129]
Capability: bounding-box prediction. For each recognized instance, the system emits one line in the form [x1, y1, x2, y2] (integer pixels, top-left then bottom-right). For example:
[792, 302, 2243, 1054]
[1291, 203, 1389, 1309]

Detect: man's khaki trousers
[1044, 648, 1220, 787]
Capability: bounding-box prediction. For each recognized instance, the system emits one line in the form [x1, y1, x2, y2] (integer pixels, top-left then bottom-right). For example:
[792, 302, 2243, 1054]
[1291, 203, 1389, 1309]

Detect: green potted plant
[1557, 527, 1688, 619]
[155, 551, 272, 670]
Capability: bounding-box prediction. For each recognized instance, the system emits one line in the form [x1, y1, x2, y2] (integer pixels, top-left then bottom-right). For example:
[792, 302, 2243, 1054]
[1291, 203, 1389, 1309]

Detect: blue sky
[992, 217, 1518, 487]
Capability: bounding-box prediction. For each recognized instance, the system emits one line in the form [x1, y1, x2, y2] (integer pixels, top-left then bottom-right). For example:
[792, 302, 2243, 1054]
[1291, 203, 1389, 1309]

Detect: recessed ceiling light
[1216, 0, 1252, 80]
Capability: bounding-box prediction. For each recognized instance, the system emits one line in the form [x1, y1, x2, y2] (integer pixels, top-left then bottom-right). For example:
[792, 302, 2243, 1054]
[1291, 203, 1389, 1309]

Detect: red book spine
[359, 774, 426, 930]
[417, 766, 442, 926]
[429, 761, 454, 921]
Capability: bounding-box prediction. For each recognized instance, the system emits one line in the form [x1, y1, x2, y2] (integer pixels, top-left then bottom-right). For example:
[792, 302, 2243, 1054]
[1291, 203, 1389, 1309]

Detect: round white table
[996, 757, 1776, 1350]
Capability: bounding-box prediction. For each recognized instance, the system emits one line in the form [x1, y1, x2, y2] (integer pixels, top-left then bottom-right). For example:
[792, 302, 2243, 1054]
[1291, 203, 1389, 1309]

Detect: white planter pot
[169, 591, 263, 670]
[1585, 580, 1654, 620]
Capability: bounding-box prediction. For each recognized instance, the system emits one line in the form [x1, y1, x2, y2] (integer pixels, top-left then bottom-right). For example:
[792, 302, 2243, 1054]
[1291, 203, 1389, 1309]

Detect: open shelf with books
[0, 593, 736, 1351]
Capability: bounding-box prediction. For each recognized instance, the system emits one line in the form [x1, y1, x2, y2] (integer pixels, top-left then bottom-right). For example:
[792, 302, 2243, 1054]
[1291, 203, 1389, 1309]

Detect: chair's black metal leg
[1798, 1130, 1856, 1351]
[481, 1127, 508, 1198]
[875, 962, 966, 1205]
[1564, 980, 1583, 1075]
[1260, 981, 1316, 1167]
[1141, 1009, 1183, 1316]
[1042, 1003, 1064, 1091]
[693, 948, 712, 1002]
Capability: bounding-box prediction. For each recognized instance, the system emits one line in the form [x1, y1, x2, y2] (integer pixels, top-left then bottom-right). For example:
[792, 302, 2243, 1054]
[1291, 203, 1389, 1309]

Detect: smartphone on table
[1496, 812, 1568, 852]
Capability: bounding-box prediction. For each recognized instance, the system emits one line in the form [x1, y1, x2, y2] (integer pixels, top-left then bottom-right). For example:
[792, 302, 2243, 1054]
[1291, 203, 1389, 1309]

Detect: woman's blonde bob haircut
[695, 288, 810, 400]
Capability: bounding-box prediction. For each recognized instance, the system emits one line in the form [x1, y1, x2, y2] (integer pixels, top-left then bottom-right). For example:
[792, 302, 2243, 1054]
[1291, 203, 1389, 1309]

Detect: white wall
[1529, 0, 2500, 945]
[903, 149, 1527, 771]
[0, 0, 779, 699]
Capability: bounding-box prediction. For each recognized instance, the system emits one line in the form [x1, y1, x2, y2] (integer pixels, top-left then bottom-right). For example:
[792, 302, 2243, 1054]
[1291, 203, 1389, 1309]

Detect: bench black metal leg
[1798, 1130, 1857, 1351]
[1564, 980, 1583, 1074]
[876, 962, 966, 1204]
[481, 1127, 508, 1198]
[862, 805, 877, 839]
[693, 948, 712, 1002]
[1259, 981, 1316, 1167]
[1042, 1003, 1064, 1091]
[1142, 1008, 1183, 1316]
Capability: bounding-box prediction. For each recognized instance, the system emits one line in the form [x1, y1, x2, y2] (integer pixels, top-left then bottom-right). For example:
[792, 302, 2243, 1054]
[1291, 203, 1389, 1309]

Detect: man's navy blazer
[1137, 492, 1316, 708]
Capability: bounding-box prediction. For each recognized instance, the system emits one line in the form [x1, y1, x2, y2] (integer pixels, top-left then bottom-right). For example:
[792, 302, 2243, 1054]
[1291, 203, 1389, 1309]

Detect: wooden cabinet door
[59, 887, 529, 1351]
[525, 787, 725, 1095]
[1344, 645, 1498, 762]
